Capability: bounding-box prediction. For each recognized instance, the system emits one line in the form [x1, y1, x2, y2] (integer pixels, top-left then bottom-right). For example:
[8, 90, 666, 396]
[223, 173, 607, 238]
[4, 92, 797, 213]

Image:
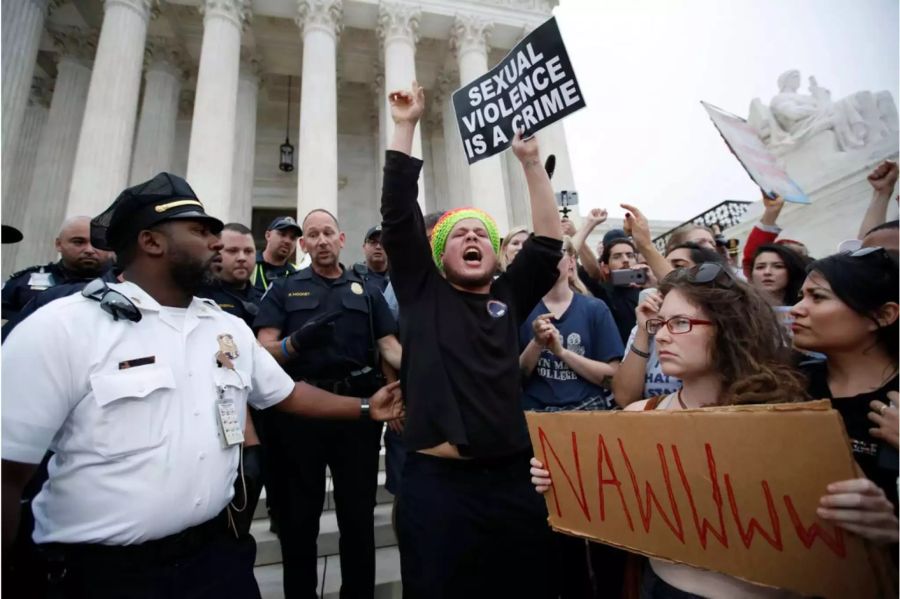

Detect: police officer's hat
[267, 216, 302, 237]
[364, 225, 382, 241]
[91, 172, 224, 251]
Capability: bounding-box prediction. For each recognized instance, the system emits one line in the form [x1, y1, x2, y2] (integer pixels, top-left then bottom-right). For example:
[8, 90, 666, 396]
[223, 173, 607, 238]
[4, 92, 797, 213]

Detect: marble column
[451, 16, 509, 232]
[130, 38, 186, 184]
[296, 0, 342, 220]
[377, 1, 425, 210]
[2, 82, 50, 277]
[371, 70, 386, 201]
[66, 0, 155, 218]
[18, 31, 96, 271]
[186, 0, 247, 220]
[426, 109, 449, 213]
[436, 71, 470, 210]
[2, 0, 50, 204]
[230, 50, 262, 225]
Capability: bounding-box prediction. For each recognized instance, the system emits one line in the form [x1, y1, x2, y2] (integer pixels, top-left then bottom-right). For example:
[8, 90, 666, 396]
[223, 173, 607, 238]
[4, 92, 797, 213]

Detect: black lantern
[279, 76, 295, 172]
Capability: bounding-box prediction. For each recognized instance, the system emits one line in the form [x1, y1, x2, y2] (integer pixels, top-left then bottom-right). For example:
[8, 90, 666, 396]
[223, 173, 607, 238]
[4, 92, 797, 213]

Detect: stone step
[252, 470, 393, 521]
[253, 502, 396, 566]
[256, 546, 402, 599]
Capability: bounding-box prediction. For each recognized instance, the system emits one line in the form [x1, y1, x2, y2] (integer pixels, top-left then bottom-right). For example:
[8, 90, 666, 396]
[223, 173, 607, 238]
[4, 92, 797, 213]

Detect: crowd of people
[0, 82, 897, 599]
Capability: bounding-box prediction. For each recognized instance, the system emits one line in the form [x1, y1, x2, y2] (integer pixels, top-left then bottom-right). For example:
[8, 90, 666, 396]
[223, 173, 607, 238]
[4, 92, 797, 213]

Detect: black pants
[554, 533, 628, 599]
[640, 562, 702, 599]
[265, 413, 383, 599]
[38, 518, 259, 598]
[396, 451, 559, 599]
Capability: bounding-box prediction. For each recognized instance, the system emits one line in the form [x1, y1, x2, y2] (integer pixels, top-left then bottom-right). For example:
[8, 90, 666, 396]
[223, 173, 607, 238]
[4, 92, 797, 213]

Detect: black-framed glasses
[645, 315, 713, 336]
[82, 278, 142, 322]
[686, 262, 735, 287]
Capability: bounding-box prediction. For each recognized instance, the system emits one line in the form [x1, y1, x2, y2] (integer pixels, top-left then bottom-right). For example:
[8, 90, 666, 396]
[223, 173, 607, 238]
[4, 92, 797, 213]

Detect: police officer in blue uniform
[199, 223, 263, 328]
[2, 216, 113, 321]
[252, 216, 301, 293]
[352, 225, 390, 293]
[255, 208, 402, 599]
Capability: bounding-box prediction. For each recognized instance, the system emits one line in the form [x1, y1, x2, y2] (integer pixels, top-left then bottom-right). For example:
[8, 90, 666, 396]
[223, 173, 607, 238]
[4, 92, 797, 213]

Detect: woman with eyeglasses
[790, 247, 900, 545]
[611, 242, 724, 408]
[530, 263, 827, 597]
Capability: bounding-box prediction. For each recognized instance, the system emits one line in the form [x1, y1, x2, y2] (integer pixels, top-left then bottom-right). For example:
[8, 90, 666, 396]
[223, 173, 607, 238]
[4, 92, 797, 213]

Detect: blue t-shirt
[520, 293, 625, 410]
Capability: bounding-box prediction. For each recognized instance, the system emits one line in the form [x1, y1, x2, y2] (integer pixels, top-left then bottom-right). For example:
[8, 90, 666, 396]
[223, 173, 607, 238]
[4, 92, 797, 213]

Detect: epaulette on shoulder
[7, 264, 45, 280]
[198, 297, 223, 311]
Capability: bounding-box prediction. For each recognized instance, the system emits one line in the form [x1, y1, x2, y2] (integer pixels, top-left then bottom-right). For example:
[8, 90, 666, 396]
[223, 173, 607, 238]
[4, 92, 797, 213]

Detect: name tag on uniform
[28, 271, 53, 290]
[217, 396, 244, 447]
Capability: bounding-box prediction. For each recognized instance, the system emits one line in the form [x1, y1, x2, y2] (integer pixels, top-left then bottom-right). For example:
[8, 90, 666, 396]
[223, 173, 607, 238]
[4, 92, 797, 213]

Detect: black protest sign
[452, 17, 586, 165]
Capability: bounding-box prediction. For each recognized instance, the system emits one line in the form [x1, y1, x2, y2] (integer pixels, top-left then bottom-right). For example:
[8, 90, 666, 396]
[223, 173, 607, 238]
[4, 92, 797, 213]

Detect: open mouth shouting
[463, 246, 483, 267]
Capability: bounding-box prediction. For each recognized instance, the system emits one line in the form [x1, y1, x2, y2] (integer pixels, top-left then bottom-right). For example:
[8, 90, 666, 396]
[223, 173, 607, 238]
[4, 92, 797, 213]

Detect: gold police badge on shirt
[216, 334, 239, 369]
[351, 282, 364, 295]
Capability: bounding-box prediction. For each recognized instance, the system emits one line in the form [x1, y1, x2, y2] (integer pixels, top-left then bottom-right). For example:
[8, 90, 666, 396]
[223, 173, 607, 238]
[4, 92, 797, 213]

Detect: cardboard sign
[452, 17, 586, 164]
[526, 401, 893, 598]
[702, 101, 810, 204]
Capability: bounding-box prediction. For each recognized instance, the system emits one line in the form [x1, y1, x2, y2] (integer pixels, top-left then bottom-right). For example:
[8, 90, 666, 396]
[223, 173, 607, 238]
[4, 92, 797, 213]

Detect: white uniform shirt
[1, 281, 295, 545]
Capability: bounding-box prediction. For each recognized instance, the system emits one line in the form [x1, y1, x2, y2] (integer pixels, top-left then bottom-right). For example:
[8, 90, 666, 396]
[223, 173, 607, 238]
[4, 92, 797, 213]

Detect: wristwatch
[359, 397, 371, 419]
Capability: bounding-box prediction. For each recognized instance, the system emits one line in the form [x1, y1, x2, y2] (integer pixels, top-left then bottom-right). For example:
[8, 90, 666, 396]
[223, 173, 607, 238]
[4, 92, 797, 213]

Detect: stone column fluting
[185, 0, 247, 220]
[2, 0, 50, 203]
[377, 1, 425, 210]
[450, 15, 509, 232]
[295, 0, 342, 220]
[65, 0, 155, 218]
[18, 30, 96, 270]
[2, 81, 50, 277]
[370, 69, 386, 199]
[130, 37, 187, 184]
[437, 70, 471, 210]
[230, 49, 262, 224]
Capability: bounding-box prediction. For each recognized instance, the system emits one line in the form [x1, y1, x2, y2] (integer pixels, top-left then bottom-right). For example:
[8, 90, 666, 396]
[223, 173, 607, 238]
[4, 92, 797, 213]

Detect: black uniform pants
[265, 414, 383, 599]
[396, 451, 559, 599]
[37, 515, 259, 599]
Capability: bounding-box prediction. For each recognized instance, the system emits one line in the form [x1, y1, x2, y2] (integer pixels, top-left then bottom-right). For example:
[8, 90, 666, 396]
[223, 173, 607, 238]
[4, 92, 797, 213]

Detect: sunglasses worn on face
[82, 278, 142, 323]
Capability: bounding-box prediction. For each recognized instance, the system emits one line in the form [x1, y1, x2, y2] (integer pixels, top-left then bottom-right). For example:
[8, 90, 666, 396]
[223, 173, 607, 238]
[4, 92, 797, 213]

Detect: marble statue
[748, 69, 898, 155]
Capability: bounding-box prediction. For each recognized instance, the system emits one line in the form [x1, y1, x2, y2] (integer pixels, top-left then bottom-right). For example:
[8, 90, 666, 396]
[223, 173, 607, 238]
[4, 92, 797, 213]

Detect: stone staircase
[253, 451, 403, 599]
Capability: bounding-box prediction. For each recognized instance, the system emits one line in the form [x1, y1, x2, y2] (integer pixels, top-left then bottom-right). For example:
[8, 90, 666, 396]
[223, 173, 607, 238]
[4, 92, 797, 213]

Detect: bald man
[2, 216, 114, 322]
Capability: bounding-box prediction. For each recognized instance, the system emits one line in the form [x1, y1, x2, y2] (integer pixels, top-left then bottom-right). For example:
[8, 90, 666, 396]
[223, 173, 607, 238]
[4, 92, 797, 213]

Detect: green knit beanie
[430, 207, 501, 270]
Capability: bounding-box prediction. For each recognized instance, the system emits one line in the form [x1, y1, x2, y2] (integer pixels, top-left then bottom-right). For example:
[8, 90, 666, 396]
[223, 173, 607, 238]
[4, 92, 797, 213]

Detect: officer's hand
[370, 381, 404, 421]
[290, 310, 344, 351]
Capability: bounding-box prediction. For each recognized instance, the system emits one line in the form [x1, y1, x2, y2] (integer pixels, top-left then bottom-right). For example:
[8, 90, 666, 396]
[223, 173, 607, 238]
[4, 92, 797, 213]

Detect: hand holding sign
[511, 129, 541, 166]
[389, 81, 425, 125]
[818, 478, 899, 545]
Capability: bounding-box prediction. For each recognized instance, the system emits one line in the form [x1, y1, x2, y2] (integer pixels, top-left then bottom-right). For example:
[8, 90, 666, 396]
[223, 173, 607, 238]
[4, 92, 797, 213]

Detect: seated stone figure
[749, 69, 897, 154]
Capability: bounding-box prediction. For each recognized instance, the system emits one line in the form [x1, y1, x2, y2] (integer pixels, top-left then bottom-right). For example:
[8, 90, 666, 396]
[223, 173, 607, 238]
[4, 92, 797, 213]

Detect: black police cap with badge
[84, 172, 224, 322]
[91, 172, 223, 251]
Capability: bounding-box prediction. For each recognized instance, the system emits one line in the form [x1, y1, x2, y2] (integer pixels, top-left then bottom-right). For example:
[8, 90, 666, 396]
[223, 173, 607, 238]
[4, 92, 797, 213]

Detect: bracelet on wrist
[359, 397, 371, 420]
[630, 345, 651, 359]
[280, 338, 290, 359]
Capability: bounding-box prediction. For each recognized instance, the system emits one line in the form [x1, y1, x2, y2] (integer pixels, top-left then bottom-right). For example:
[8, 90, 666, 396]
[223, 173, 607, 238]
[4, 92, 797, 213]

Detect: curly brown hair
[658, 264, 809, 406]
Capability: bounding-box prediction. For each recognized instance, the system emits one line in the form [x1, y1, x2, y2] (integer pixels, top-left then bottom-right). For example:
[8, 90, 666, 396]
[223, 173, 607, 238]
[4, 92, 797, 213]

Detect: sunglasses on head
[82, 278, 142, 323]
[668, 262, 735, 288]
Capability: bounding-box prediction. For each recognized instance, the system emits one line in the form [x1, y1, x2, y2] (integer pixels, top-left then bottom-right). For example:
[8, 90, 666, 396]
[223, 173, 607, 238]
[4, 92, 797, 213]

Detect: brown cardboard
[526, 401, 894, 598]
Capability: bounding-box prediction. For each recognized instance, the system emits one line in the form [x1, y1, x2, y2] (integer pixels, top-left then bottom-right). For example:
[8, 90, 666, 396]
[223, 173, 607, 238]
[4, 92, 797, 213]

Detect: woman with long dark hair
[791, 248, 899, 544]
[532, 261, 898, 596]
[750, 243, 809, 306]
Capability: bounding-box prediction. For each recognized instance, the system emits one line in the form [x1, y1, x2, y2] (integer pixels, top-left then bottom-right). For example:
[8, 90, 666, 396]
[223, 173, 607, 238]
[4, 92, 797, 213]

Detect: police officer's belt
[306, 367, 378, 394]
[40, 510, 229, 564]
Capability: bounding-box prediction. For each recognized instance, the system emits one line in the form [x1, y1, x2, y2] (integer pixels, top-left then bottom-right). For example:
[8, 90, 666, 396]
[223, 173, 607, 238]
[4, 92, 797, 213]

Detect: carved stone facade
[2, 0, 572, 272]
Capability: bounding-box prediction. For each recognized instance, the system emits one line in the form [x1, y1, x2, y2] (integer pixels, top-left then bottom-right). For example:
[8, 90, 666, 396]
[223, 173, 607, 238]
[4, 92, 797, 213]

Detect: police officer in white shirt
[0, 172, 402, 599]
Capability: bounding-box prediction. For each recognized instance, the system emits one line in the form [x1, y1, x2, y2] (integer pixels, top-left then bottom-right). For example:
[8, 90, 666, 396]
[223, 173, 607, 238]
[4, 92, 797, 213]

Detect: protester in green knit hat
[429, 208, 501, 270]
